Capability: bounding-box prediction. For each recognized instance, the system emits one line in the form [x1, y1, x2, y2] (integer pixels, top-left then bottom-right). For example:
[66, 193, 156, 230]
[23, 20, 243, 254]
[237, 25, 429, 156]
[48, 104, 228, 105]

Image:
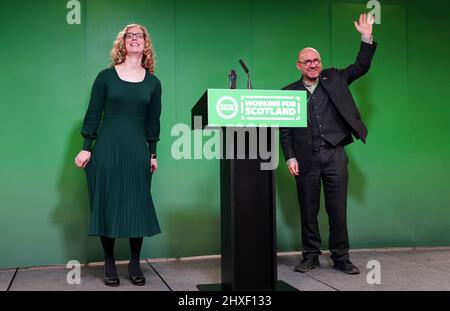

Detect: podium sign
[206, 89, 307, 127]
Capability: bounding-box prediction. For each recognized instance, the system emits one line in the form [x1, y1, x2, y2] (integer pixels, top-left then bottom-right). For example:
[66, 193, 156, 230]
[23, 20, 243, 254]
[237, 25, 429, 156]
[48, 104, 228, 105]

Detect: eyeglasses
[125, 32, 145, 39]
[298, 59, 321, 66]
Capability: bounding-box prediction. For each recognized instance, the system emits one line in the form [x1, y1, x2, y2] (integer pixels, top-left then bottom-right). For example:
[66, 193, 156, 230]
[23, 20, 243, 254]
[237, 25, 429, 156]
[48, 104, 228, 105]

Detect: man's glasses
[298, 59, 321, 66]
[125, 32, 145, 39]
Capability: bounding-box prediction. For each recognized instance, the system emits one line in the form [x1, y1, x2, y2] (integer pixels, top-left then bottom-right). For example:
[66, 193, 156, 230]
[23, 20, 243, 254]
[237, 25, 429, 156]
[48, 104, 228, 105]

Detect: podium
[192, 89, 307, 291]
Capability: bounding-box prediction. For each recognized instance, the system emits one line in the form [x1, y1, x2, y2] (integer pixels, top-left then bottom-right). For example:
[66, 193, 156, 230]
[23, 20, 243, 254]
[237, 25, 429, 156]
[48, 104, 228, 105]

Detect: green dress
[81, 67, 161, 238]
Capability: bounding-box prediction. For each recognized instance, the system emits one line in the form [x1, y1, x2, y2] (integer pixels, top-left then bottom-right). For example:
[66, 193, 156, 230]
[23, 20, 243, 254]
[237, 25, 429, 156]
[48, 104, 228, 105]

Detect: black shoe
[333, 260, 360, 275]
[128, 262, 146, 286]
[294, 257, 320, 273]
[103, 266, 120, 287]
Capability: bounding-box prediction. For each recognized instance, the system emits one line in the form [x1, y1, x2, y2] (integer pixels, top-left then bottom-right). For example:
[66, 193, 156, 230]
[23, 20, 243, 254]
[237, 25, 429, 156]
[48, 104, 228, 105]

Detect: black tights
[100, 236, 144, 278]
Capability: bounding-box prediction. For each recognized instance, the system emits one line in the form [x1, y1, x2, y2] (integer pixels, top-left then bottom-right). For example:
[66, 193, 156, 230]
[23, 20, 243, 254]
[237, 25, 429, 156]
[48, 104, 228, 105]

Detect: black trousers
[295, 144, 350, 262]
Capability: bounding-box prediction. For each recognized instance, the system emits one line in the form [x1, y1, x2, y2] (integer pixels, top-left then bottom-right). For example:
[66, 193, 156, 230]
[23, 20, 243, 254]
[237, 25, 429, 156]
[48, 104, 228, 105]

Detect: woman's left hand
[151, 159, 158, 173]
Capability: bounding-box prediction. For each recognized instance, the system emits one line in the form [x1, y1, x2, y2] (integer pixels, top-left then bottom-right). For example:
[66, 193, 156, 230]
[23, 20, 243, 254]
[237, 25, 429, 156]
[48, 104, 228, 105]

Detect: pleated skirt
[84, 117, 161, 238]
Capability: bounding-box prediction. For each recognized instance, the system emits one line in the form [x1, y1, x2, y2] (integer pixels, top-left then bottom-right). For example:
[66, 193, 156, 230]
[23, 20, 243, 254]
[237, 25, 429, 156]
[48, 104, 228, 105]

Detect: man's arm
[280, 127, 300, 176]
[340, 13, 377, 85]
[280, 127, 295, 161]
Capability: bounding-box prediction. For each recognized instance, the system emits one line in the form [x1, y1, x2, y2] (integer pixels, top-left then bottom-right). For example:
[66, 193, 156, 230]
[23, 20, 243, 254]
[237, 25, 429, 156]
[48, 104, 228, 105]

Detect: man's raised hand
[354, 13, 374, 38]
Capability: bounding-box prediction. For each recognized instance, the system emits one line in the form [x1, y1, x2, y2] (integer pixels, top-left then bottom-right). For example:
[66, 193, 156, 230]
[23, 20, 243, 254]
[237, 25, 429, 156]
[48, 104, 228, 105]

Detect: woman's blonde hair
[110, 23, 156, 74]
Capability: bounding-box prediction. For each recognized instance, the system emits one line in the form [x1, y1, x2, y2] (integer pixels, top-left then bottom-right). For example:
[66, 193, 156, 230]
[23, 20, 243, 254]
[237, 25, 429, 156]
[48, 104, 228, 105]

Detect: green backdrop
[0, 0, 449, 269]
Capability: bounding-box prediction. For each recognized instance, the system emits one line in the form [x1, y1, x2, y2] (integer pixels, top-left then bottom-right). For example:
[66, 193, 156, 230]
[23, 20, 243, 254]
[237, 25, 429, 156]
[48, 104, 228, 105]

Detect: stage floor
[2, 247, 450, 291]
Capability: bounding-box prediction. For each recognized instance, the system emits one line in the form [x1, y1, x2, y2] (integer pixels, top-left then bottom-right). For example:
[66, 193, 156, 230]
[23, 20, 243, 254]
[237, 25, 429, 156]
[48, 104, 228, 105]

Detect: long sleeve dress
[80, 67, 161, 238]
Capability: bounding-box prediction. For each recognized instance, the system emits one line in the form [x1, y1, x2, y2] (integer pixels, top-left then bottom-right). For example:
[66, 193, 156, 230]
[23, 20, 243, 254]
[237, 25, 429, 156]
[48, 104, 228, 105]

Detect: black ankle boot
[293, 257, 320, 273]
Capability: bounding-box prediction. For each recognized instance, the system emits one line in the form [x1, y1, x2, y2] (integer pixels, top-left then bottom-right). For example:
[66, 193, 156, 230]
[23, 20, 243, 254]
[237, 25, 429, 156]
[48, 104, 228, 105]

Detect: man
[280, 13, 376, 275]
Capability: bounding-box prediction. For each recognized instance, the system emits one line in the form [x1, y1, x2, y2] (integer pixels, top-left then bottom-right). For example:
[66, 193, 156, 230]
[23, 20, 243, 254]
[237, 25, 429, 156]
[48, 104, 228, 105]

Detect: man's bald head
[298, 47, 321, 61]
[296, 47, 322, 82]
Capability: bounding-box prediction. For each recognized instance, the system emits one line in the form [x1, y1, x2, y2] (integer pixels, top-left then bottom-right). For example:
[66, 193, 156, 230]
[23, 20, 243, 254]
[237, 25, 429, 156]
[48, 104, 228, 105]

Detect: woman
[74, 24, 162, 287]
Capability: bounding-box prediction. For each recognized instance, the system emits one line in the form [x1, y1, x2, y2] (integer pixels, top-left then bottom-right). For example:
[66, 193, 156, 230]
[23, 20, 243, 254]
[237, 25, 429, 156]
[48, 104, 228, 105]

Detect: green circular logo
[216, 96, 238, 120]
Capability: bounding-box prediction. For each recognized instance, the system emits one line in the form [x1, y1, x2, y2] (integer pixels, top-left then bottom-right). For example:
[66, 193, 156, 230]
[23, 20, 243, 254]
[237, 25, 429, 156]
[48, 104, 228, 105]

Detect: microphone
[239, 59, 249, 74]
[228, 69, 237, 89]
[239, 59, 252, 89]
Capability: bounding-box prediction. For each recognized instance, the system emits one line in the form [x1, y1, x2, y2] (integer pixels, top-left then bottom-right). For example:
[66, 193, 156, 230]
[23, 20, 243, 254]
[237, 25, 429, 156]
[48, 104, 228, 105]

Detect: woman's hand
[151, 158, 158, 173]
[75, 150, 91, 168]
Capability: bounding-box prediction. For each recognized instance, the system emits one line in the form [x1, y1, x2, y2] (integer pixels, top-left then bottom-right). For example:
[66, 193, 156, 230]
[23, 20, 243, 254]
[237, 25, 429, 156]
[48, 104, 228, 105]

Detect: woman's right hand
[75, 150, 91, 168]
